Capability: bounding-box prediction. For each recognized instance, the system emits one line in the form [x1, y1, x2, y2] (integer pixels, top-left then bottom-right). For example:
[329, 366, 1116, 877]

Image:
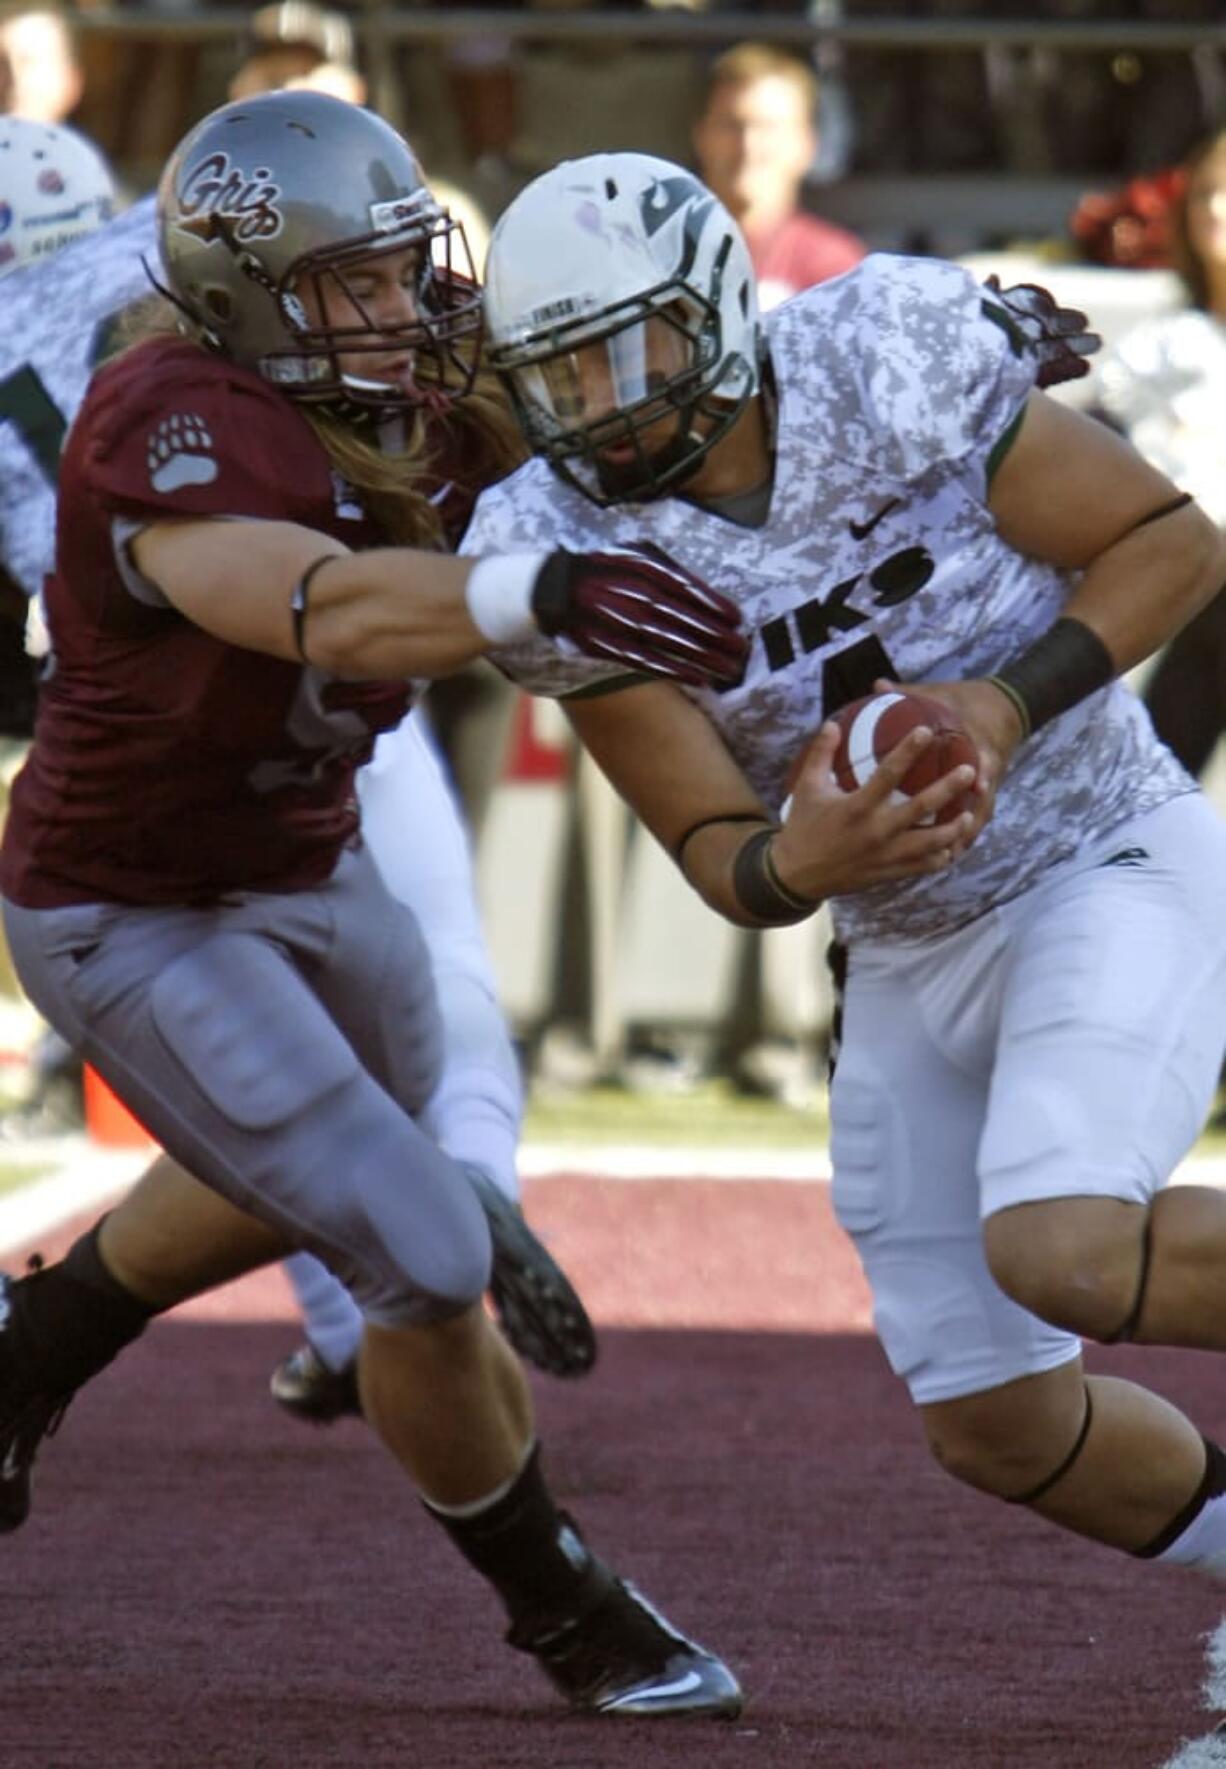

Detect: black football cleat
[510, 1571, 743, 1719]
[268, 1342, 362, 1425]
[0, 1271, 75, 1533]
[269, 1169, 596, 1419]
[463, 1166, 598, 1380]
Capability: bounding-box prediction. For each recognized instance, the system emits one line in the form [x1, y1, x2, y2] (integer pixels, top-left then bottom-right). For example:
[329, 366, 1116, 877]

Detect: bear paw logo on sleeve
[147, 413, 217, 493]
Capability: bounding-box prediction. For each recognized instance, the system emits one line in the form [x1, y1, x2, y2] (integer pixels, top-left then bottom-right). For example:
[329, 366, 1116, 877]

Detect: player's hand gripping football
[767, 675, 1034, 901]
[986, 274, 1102, 389]
[770, 709, 981, 903]
[867, 674, 1032, 845]
[531, 545, 748, 690]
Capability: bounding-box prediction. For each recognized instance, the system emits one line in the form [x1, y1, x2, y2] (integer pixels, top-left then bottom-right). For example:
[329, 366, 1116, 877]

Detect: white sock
[281, 1252, 364, 1371]
[1154, 1491, 1226, 1580]
[424, 1438, 537, 1519]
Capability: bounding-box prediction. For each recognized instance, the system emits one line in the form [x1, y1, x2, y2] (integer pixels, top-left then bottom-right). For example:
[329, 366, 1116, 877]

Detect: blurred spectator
[0, 5, 82, 126]
[692, 42, 865, 311]
[452, 0, 708, 218]
[1069, 164, 1187, 270]
[228, 2, 362, 105]
[1092, 127, 1226, 782]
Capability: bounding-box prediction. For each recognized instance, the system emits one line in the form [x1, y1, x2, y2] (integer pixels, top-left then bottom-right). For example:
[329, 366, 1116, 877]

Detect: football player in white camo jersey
[467, 152, 1226, 1643]
[0, 119, 117, 732]
[0, 130, 595, 1403]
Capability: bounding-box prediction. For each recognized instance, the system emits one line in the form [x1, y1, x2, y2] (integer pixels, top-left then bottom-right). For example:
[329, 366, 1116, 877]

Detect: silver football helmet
[0, 119, 115, 280]
[156, 91, 482, 412]
[483, 151, 761, 505]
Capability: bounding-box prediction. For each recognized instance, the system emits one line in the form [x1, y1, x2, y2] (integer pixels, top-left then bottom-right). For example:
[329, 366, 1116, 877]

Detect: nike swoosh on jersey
[848, 497, 901, 541]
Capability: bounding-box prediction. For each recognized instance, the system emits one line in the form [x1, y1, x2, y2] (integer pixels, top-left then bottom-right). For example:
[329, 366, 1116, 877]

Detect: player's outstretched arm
[130, 520, 749, 691]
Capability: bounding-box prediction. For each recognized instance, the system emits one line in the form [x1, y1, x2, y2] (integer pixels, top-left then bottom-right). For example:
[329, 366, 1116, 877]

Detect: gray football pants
[1, 843, 493, 1327]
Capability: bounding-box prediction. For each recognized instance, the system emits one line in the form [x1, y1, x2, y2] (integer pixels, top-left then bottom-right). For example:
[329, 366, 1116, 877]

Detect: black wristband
[987, 617, 1114, 739]
[290, 554, 340, 664]
[731, 828, 819, 926]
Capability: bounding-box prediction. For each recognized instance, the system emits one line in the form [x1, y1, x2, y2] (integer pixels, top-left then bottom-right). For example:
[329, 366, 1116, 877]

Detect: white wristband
[464, 553, 551, 644]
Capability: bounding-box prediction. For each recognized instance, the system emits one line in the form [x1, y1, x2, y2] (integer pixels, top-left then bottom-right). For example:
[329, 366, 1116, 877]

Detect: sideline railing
[69, 10, 1226, 53]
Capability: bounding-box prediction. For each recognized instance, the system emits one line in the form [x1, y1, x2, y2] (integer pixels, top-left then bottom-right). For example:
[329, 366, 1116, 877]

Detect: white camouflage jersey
[0, 196, 158, 600]
[470, 253, 1193, 945]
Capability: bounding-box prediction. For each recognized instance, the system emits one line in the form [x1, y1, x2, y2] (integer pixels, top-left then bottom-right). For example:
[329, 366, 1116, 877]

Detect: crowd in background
[0, 0, 1224, 1123]
[3, 2, 1224, 214]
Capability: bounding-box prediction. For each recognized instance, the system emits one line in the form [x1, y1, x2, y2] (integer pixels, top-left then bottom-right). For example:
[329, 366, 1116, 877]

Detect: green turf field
[524, 1076, 829, 1149]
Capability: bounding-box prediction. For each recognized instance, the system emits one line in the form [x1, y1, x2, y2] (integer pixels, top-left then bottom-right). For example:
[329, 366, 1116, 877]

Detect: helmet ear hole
[201, 287, 235, 325]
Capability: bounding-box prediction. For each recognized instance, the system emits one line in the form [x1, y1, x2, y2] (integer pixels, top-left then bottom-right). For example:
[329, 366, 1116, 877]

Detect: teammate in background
[1093, 127, 1226, 783]
[0, 117, 552, 1411]
[691, 42, 865, 313]
[0, 97, 748, 1719]
[0, 117, 115, 599]
[465, 153, 1226, 1685]
[0, 118, 120, 1113]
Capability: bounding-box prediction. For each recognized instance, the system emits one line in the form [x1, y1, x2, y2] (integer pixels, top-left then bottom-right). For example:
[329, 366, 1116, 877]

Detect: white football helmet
[0, 119, 115, 280]
[483, 152, 761, 505]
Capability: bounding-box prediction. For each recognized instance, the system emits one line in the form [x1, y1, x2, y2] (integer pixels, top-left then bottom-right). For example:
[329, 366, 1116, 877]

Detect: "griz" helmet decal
[176, 153, 283, 243]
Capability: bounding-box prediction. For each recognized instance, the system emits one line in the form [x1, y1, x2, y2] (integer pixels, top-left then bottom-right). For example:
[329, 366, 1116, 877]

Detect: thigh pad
[150, 934, 358, 1132]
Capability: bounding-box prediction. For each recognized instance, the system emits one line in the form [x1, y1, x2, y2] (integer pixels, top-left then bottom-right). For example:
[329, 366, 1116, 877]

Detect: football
[787, 690, 979, 826]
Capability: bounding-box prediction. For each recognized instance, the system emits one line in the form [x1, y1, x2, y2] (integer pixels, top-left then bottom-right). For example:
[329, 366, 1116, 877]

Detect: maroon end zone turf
[0, 1174, 1222, 1768]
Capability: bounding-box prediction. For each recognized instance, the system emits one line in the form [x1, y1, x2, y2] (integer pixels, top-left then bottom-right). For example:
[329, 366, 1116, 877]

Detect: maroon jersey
[0, 337, 415, 907]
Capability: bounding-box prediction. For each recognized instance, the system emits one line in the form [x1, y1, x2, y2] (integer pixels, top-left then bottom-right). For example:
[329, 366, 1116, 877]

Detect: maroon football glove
[531, 546, 748, 690]
[986, 274, 1102, 388]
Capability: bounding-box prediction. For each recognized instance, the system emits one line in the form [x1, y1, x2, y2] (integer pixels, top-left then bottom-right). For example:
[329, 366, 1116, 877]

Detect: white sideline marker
[0, 1138, 838, 1259]
[3, 1143, 1226, 1260]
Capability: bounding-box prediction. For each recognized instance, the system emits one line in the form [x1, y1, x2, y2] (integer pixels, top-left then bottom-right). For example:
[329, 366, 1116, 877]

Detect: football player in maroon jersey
[0, 93, 747, 1719]
[0, 122, 593, 1402]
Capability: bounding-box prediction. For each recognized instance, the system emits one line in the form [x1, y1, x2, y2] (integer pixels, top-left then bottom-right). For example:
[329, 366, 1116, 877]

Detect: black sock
[5, 1220, 155, 1400]
[424, 1443, 609, 1629]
